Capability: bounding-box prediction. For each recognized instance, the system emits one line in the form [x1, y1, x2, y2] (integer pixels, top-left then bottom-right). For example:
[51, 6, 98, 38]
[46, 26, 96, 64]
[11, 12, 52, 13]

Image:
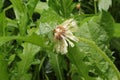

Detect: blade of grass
[0, 12, 6, 36]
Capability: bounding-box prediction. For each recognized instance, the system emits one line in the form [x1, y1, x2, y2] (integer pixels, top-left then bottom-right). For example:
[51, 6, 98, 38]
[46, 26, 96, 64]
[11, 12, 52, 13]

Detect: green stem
[3, 5, 13, 12]
[94, 0, 97, 14]
[79, 37, 120, 79]
[56, 54, 63, 80]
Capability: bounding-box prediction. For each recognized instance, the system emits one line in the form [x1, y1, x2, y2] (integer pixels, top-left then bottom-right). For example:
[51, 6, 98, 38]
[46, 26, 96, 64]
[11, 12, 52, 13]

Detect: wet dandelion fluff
[53, 19, 79, 54]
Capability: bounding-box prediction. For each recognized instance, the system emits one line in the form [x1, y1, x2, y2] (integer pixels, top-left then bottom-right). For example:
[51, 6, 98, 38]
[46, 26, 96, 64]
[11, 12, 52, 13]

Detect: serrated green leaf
[0, 37, 14, 46]
[78, 16, 109, 50]
[27, 0, 39, 17]
[35, 1, 49, 14]
[48, 0, 75, 18]
[31, 59, 41, 65]
[15, 42, 40, 80]
[78, 13, 114, 51]
[67, 45, 93, 80]
[8, 54, 16, 65]
[10, 0, 25, 19]
[76, 14, 119, 79]
[0, 33, 46, 47]
[78, 37, 120, 79]
[70, 65, 81, 80]
[10, 0, 28, 36]
[7, 18, 17, 28]
[10, 0, 24, 15]
[40, 8, 63, 24]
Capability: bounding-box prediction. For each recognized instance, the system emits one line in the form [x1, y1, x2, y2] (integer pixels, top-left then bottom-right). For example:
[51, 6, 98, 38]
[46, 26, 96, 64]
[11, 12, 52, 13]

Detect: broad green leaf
[98, 0, 112, 11]
[111, 37, 120, 52]
[99, 11, 114, 38]
[114, 23, 120, 37]
[0, 54, 9, 80]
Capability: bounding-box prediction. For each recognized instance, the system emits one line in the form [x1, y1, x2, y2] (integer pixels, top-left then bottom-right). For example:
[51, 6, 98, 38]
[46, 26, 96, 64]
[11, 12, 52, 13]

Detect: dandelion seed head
[54, 26, 66, 40]
[53, 19, 79, 54]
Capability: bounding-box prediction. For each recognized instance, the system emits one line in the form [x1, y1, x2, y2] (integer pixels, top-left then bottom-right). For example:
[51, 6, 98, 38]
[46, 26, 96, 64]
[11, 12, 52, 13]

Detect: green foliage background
[0, 0, 120, 80]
